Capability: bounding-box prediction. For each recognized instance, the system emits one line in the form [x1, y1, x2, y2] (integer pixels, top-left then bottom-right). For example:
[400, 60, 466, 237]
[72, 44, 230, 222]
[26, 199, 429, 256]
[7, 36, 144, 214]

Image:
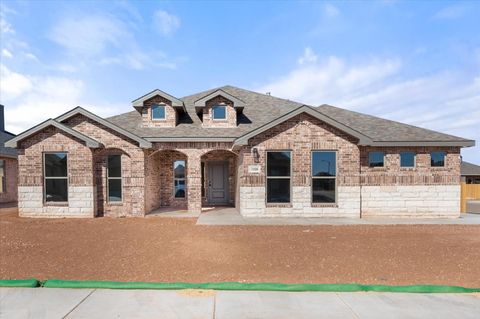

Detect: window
[212, 105, 226, 120]
[266, 151, 291, 203]
[431, 151, 446, 167]
[107, 155, 122, 202]
[312, 151, 336, 203]
[369, 151, 385, 167]
[44, 153, 68, 202]
[174, 160, 186, 198]
[0, 160, 5, 193]
[201, 162, 205, 197]
[400, 151, 415, 167]
[151, 104, 166, 120]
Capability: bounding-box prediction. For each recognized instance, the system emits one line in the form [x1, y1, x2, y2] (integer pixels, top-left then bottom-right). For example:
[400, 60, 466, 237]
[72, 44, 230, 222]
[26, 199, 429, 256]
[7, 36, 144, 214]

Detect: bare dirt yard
[1, 208, 479, 287]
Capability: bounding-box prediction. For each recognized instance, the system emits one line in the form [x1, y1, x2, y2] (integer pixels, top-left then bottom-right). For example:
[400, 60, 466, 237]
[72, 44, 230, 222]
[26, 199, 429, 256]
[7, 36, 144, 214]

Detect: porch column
[187, 153, 202, 213]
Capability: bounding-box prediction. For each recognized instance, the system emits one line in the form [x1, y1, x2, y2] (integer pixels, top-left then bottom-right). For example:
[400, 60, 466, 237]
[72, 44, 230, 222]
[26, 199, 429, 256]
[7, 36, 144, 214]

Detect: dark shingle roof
[0, 131, 17, 157]
[317, 104, 470, 143]
[108, 85, 303, 139]
[461, 161, 480, 176]
[107, 85, 474, 146]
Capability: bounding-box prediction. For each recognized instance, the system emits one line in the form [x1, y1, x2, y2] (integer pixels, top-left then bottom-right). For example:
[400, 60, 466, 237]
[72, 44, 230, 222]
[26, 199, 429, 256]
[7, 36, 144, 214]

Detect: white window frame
[43, 152, 69, 203]
[151, 104, 166, 120]
[311, 150, 337, 204]
[107, 155, 122, 203]
[266, 150, 292, 204]
[173, 160, 186, 198]
[212, 105, 227, 120]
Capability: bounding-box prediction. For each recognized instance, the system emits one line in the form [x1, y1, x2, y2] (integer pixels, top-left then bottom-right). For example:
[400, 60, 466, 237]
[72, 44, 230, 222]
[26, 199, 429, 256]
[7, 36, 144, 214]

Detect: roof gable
[56, 107, 152, 149]
[5, 119, 101, 148]
[234, 105, 372, 146]
[193, 89, 246, 109]
[132, 89, 185, 111]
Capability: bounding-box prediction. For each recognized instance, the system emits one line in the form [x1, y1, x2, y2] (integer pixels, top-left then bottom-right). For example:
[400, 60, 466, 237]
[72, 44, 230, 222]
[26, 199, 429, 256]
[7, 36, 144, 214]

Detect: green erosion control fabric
[0, 279, 39, 288]
[42, 280, 480, 293]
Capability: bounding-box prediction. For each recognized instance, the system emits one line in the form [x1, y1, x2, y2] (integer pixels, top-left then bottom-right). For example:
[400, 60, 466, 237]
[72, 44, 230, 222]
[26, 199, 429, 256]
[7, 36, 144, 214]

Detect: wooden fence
[461, 182, 480, 213]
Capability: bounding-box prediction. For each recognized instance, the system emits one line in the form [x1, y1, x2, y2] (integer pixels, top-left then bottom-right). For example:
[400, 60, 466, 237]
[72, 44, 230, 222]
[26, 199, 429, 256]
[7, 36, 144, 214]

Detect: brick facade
[141, 95, 177, 128]
[202, 96, 237, 128]
[0, 157, 17, 203]
[14, 110, 463, 218]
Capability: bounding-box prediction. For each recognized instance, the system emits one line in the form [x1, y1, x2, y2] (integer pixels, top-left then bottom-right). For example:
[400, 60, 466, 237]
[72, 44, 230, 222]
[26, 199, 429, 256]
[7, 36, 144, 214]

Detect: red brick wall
[141, 95, 177, 128]
[18, 126, 94, 188]
[360, 146, 461, 185]
[202, 96, 237, 128]
[240, 113, 361, 188]
[0, 157, 17, 203]
[64, 114, 146, 217]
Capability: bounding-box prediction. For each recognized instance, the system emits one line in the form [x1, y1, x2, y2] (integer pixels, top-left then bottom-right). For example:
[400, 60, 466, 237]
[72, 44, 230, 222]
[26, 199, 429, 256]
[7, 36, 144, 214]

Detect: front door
[207, 161, 228, 204]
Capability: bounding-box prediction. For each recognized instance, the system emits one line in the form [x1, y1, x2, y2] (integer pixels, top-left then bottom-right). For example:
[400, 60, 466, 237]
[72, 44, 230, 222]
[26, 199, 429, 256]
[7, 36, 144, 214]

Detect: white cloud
[0, 64, 32, 99]
[0, 3, 15, 34]
[298, 47, 317, 65]
[48, 12, 178, 70]
[152, 10, 180, 36]
[49, 14, 127, 57]
[257, 48, 480, 162]
[0, 64, 119, 133]
[324, 4, 340, 18]
[433, 5, 467, 20]
[2, 48, 13, 58]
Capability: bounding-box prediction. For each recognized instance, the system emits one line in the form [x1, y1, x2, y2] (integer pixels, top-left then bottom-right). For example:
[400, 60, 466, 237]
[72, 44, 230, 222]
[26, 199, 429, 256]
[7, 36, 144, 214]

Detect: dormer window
[151, 104, 166, 120]
[212, 105, 226, 120]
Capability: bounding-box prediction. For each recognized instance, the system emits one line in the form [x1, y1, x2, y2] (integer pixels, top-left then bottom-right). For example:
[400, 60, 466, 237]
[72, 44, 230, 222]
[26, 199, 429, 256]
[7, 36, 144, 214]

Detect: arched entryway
[200, 150, 238, 208]
[145, 149, 188, 213]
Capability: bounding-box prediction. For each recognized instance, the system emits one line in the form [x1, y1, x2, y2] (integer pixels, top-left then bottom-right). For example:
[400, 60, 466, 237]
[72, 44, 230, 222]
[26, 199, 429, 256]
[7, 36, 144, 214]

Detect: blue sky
[1, 0, 479, 161]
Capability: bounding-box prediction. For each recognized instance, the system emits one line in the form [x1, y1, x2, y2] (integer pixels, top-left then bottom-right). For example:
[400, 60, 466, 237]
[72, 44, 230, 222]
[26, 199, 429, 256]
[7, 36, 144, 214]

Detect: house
[460, 160, 480, 214]
[5, 86, 476, 218]
[0, 105, 18, 204]
[461, 161, 480, 184]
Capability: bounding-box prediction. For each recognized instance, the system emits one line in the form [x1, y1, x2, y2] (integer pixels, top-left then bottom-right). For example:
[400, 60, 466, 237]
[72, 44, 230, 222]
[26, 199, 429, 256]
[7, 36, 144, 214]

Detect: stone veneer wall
[141, 95, 177, 128]
[202, 96, 237, 128]
[358, 146, 461, 217]
[0, 157, 18, 203]
[17, 126, 95, 217]
[238, 113, 362, 217]
[361, 185, 460, 218]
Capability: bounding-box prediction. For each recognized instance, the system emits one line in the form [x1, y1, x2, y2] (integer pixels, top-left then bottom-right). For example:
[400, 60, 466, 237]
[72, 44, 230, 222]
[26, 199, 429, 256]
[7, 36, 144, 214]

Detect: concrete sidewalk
[196, 207, 480, 225]
[1, 288, 479, 319]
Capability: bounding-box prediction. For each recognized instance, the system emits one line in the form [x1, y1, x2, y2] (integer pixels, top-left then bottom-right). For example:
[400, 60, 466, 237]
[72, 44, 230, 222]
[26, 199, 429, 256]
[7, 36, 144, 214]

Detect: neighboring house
[460, 161, 480, 213]
[5, 86, 475, 218]
[0, 105, 18, 204]
[461, 161, 480, 184]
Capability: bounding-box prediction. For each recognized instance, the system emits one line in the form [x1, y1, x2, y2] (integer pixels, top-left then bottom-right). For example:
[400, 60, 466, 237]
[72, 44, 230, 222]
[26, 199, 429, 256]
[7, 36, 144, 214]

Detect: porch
[145, 148, 239, 215]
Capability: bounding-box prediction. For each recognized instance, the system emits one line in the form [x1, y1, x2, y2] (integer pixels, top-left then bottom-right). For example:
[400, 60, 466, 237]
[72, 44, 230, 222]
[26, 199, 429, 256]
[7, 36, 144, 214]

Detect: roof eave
[193, 89, 246, 108]
[234, 105, 373, 146]
[56, 107, 152, 149]
[132, 89, 185, 111]
[370, 140, 476, 147]
[5, 119, 102, 149]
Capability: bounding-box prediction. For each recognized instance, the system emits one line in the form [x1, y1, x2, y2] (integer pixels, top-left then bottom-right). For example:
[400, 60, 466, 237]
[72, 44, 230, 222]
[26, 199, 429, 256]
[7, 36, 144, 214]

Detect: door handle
[208, 181, 212, 187]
